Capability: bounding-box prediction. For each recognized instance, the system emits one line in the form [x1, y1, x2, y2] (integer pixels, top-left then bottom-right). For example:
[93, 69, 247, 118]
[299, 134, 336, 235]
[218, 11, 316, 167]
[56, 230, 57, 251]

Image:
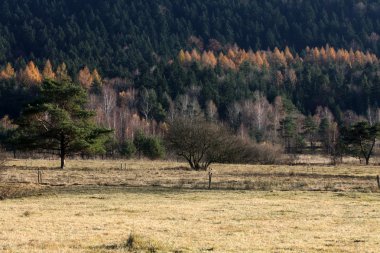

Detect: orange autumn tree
[178, 45, 379, 71]
[0, 63, 15, 80]
[19, 61, 42, 85]
[42, 60, 56, 80]
[56, 62, 71, 81]
[78, 66, 93, 89]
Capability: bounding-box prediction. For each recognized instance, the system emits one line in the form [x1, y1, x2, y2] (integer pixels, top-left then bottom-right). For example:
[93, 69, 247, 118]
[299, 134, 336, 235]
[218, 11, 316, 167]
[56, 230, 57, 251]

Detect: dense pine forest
[0, 0, 379, 75]
[0, 0, 379, 160]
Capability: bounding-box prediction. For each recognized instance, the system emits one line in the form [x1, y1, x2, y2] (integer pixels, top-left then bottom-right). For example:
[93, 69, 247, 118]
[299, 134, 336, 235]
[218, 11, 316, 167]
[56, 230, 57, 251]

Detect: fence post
[377, 175, 380, 189]
[37, 169, 42, 184]
[208, 169, 213, 190]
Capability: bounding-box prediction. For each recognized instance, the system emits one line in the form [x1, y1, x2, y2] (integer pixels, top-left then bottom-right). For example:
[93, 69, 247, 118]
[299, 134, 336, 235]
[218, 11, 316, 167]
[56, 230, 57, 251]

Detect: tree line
[0, 77, 379, 169]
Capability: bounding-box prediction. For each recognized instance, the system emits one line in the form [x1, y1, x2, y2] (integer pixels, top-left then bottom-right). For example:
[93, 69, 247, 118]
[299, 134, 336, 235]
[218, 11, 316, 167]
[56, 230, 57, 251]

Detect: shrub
[143, 137, 165, 160]
[133, 131, 165, 160]
[120, 140, 136, 158]
[166, 118, 287, 169]
[249, 143, 284, 164]
[133, 130, 146, 158]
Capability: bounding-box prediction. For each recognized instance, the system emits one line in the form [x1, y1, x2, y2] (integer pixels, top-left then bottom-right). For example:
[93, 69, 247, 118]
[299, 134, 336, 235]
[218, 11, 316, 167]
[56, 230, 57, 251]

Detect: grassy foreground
[1, 188, 380, 252]
[1, 159, 380, 252]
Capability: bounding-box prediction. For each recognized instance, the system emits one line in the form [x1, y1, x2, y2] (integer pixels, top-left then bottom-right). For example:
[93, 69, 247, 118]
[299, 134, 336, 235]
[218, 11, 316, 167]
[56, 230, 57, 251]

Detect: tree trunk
[60, 133, 65, 169]
[365, 156, 370, 165]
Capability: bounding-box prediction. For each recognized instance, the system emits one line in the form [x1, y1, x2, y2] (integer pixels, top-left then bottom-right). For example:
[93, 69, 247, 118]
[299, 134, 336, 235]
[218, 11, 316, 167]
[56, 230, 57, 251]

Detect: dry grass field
[1, 159, 380, 252]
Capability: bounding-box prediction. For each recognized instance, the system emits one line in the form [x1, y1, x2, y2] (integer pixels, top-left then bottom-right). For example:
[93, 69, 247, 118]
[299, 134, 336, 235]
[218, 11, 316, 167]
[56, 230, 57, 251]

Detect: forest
[0, 0, 379, 76]
[0, 0, 379, 161]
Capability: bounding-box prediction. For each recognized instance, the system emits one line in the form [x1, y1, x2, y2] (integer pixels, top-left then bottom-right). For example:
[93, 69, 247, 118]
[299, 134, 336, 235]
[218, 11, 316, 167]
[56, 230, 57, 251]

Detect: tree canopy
[14, 80, 111, 168]
[341, 122, 380, 165]
[0, 0, 378, 77]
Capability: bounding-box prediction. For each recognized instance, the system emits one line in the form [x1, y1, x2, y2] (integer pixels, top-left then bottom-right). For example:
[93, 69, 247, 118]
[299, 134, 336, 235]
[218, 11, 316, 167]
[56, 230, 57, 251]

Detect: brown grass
[1, 188, 380, 252]
[1, 159, 380, 252]
[2, 159, 380, 192]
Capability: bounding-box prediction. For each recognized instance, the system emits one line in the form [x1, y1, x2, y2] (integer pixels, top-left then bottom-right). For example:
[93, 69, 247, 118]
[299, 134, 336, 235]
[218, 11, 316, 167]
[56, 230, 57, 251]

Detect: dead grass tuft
[96, 233, 164, 252]
[0, 183, 44, 200]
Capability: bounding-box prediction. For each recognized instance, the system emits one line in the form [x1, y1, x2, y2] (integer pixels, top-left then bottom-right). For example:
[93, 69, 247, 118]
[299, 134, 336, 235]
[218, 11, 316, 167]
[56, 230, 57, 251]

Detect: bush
[142, 137, 165, 160]
[133, 131, 165, 160]
[166, 118, 286, 169]
[134, 131, 146, 158]
[248, 143, 284, 164]
[120, 140, 136, 158]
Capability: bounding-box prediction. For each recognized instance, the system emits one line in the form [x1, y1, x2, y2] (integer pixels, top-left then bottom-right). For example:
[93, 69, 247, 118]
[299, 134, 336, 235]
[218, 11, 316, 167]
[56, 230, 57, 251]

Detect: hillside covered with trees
[0, 0, 379, 162]
[0, 0, 379, 76]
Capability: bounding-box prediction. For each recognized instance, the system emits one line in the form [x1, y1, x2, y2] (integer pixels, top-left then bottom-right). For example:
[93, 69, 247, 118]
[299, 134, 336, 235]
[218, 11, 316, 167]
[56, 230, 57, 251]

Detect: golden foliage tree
[191, 49, 201, 61]
[56, 62, 71, 81]
[284, 46, 294, 63]
[78, 66, 93, 89]
[0, 63, 15, 80]
[178, 50, 186, 63]
[42, 60, 56, 80]
[92, 69, 102, 85]
[272, 47, 287, 67]
[19, 61, 42, 85]
[201, 51, 217, 68]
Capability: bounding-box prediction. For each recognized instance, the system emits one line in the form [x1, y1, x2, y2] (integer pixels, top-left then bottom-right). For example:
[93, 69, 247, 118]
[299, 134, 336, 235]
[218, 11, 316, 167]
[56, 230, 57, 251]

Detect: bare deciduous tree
[165, 118, 252, 170]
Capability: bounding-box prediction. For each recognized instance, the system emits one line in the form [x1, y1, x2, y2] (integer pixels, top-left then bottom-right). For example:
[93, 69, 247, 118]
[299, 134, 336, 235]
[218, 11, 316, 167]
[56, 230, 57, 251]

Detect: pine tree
[302, 115, 318, 150]
[15, 80, 111, 168]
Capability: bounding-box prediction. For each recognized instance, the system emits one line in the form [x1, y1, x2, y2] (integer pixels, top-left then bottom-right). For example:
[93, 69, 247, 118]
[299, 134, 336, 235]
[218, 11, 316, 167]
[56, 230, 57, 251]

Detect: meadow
[1, 159, 380, 252]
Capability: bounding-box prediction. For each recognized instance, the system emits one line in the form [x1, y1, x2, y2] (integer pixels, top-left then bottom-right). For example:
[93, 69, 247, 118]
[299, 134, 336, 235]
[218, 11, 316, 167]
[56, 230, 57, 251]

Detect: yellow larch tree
[201, 51, 217, 68]
[311, 47, 320, 62]
[178, 50, 186, 64]
[20, 61, 42, 85]
[191, 49, 201, 62]
[56, 62, 71, 81]
[0, 63, 15, 80]
[320, 47, 328, 62]
[327, 47, 337, 62]
[272, 47, 287, 67]
[255, 51, 264, 67]
[284, 46, 294, 63]
[184, 51, 192, 63]
[219, 53, 236, 70]
[354, 50, 365, 65]
[78, 66, 93, 89]
[92, 69, 102, 85]
[42, 60, 56, 80]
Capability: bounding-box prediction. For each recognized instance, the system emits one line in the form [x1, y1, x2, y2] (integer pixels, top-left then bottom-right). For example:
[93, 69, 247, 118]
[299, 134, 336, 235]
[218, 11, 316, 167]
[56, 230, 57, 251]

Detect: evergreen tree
[14, 80, 111, 168]
[341, 122, 380, 165]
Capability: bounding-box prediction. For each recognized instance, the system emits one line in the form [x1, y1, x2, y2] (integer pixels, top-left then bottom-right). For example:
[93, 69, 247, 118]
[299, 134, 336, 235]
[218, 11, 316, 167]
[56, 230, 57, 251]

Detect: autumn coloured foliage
[0, 61, 102, 89]
[178, 45, 379, 70]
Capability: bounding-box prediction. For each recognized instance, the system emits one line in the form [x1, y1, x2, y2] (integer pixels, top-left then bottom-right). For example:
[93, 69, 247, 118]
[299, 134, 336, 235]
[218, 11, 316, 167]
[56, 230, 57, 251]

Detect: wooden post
[377, 175, 380, 189]
[208, 169, 213, 190]
[37, 169, 42, 184]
